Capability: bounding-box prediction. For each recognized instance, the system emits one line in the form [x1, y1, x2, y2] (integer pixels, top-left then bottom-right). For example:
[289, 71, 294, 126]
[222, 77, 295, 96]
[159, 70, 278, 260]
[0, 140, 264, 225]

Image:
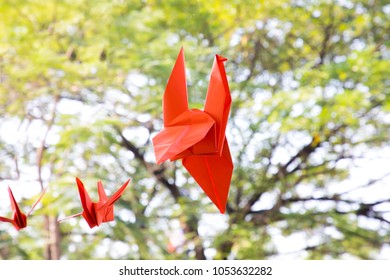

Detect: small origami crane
[59, 178, 130, 228]
[152, 47, 233, 213]
[0, 187, 46, 231]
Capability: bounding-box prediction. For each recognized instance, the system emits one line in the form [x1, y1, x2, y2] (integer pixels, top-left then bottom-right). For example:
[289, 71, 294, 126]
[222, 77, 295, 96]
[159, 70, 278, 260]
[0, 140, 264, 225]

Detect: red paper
[59, 178, 130, 228]
[152, 48, 233, 213]
[0, 187, 46, 231]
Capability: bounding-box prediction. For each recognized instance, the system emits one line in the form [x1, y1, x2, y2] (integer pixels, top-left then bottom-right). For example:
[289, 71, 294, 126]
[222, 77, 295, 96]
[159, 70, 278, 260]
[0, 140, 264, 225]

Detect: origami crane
[59, 178, 130, 228]
[0, 187, 46, 231]
[152, 47, 233, 213]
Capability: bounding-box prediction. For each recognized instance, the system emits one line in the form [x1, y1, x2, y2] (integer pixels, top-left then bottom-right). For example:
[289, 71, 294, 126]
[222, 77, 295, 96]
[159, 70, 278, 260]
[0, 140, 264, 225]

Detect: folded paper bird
[152, 47, 233, 213]
[0, 187, 46, 231]
[59, 178, 130, 228]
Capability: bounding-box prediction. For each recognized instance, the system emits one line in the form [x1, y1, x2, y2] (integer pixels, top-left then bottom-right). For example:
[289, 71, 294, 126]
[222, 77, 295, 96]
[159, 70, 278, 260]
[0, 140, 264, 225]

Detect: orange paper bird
[59, 178, 130, 228]
[0, 187, 46, 231]
[152, 48, 233, 213]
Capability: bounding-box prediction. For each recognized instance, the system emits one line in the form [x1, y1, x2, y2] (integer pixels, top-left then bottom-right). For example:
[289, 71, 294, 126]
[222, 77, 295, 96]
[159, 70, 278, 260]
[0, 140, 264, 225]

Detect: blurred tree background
[0, 0, 389, 260]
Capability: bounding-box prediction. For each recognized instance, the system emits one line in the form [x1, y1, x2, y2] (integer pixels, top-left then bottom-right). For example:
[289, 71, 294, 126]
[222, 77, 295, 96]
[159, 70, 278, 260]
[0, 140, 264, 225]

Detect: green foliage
[0, 0, 389, 260]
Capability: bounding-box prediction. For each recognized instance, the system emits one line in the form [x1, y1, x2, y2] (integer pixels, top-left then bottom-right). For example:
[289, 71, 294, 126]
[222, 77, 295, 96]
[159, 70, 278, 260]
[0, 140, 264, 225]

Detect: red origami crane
[0, 187, 46, 231]
[59, 178, 130, 228]
[152, 47, 233, 213]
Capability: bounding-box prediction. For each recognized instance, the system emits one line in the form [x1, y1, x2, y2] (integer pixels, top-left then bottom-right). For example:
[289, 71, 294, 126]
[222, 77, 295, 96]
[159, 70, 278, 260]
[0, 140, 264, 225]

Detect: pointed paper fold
[59, 178, 130, 228]
[183, 138, 232, 213]
[0, 187, 46, 231]
[152, 48, 233, 213]
[163, 47, 189, 127]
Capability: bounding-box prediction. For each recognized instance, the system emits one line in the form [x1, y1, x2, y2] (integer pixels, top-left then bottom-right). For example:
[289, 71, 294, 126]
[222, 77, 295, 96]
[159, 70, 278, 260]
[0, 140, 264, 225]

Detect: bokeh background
[0, 0, 389, 260]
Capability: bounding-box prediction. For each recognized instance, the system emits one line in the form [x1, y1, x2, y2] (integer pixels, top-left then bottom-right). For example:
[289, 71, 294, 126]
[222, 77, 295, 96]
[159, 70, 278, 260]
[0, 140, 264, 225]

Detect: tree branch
[35, 95, 61, 260]
[117, 129, 181, 200]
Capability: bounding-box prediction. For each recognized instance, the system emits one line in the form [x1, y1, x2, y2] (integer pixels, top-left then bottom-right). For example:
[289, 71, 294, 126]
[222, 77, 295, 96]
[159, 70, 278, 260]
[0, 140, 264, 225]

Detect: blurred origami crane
[152, 47, 233, 213]
[59, 178, 130, 228]
[0, 187, 46, 231]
